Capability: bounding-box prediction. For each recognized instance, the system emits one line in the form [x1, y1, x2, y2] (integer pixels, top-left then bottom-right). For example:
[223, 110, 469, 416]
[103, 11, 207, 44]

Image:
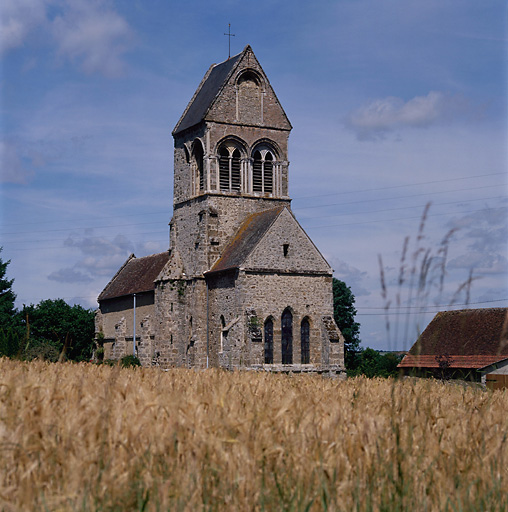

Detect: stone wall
[172, 195, 290, 278]
[96, 292, 156, 362]
[205, 270, 345, 373]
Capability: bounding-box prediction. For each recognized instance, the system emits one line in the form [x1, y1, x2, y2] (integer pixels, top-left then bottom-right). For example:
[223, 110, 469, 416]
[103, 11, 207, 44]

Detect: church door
[281, 309, 293, 364]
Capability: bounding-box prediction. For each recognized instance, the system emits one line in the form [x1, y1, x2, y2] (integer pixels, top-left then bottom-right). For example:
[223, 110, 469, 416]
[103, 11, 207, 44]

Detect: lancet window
[264, 318, 274, 364]
[301, 318, 310, 364]
[281, 309, 293, 365]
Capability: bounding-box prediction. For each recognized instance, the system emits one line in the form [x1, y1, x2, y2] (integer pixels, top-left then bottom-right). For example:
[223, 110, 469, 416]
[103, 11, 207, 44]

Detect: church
[96, 45, 345, 375]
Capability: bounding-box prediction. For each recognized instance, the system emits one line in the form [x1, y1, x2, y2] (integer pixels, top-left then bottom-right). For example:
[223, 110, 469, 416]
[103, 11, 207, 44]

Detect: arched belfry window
[252, 148, 274, 194]
[301, 318, 310, 364]
[192, 140, 204, 192]
[219, 145, 242, 192]
[281, 309, 293, 365]
[264, 318, 273, 364]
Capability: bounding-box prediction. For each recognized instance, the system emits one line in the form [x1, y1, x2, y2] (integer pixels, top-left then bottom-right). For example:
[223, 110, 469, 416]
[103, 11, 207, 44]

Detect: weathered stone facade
[96, 45, 345, 375]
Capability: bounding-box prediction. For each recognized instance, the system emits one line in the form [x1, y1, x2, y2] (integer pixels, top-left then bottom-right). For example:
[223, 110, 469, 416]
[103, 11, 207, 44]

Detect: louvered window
[253, 150, 274, 193]
[219, 147, 242, 192]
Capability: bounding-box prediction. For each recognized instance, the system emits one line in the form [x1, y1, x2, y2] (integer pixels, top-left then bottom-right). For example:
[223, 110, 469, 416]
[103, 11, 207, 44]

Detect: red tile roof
[398, 354, 508, 369]
[399, 308, 508, 369]
[98, 252, 170, 301]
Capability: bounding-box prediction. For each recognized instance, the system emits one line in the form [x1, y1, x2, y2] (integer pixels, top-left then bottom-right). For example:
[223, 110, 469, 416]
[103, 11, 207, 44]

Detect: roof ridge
[134, 251, 169, 261]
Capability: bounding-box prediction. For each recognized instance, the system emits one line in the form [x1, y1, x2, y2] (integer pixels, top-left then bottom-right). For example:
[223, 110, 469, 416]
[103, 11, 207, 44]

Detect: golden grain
[0, 359, 506, 511]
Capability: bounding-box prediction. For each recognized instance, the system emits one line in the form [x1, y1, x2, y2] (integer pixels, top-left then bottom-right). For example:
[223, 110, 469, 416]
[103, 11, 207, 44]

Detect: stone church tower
[96, 45, 345, 375]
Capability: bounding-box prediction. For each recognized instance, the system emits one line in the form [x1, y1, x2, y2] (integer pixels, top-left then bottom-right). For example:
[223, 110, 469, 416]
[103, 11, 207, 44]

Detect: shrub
[120, 354, 141, 367]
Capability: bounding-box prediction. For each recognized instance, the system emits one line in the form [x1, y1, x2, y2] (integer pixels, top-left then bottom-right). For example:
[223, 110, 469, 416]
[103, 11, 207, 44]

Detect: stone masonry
[96, 45, 345, 376]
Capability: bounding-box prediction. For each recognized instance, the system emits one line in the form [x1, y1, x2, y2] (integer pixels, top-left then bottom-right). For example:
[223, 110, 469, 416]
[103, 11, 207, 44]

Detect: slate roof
[98, 252, 170, 301]
[208, 207, 284, 273]
[173, 51, 242, 135]
[398, 308, 508, 369]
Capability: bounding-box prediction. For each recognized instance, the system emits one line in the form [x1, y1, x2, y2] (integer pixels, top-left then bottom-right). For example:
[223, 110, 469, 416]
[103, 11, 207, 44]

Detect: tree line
[0, 249, 95, 362]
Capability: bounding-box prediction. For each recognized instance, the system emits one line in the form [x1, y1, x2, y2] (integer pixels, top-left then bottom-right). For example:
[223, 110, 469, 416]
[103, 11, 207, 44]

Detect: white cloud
[0, 0, 47, 54]
[51, 232, 166, 285]
[346, 91, 475, 140]
[448, 206, 508, 253]
[51, 1, 133, 77]
[0, 141, 35, 184]
[48, 267, 93, 283]
[448, 252, 508, 275]
[329, 257, 371, 297]
[1, 0, 133, 77]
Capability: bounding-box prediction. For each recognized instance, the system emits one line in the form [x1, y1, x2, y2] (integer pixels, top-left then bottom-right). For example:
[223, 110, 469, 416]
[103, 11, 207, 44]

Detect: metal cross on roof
[224, 23, 235, 59]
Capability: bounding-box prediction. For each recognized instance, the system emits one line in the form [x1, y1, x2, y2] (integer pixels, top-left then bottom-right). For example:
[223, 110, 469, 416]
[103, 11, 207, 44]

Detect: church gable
[205, 45, 291, 130]
[243, 208, 331, 274]
[98, 252, 170, 301]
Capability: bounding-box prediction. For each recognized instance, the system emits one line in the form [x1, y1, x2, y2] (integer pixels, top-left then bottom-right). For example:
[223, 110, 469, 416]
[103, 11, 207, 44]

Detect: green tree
[0, 248, 17, 328]
[332, 278, 361, 371]
[351, 348, 402, 378]
[20, 299, 95, 362]
[0, 248, 23, 358]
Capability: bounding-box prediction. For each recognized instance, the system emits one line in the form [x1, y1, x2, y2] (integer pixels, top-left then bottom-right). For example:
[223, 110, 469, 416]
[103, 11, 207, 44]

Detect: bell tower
[170, 45, 293, 276]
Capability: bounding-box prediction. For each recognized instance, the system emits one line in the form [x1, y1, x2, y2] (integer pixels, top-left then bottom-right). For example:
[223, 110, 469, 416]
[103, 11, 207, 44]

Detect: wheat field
[0, 358, 507, 511]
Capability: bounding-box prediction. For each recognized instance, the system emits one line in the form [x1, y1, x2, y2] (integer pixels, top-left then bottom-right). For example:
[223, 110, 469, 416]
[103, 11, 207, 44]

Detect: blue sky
[1, 0, 507, 350]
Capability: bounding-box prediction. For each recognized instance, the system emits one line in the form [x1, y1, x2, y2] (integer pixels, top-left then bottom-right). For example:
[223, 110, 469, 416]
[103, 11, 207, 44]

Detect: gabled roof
[173, 51, 242, 135]
[399, 308, 508, 369]
[173, 44, 291, 135]
[98, 252, 170, 301]
[208, 207, 284, 274]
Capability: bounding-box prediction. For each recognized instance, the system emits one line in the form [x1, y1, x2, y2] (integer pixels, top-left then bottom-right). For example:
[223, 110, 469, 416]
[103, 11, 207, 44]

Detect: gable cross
[224, 23, 235, 59]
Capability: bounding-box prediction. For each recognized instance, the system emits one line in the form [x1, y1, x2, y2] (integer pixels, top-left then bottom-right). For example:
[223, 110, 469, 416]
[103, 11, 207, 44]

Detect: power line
[4, 202, 506, 252]
[357, 298, 508, 310]
[304, 205, 507, 230]
[0, 210, 170, 228]
[300, 194, 506, 222]
[1, 171, 503, 230]
[2, 221, 168, 237]
[291, 172, 505, 201]
[2, 186, 505, 239]
[293, 183, 504, 211]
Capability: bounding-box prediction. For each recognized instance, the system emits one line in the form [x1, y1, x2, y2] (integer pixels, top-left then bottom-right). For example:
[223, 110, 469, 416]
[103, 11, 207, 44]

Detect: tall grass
[378, 203, 475, 352]
[0, 359, 507, 511]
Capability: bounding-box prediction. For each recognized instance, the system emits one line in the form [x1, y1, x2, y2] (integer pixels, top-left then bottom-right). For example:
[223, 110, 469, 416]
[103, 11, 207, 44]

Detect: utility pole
[133, 293, 136, 356]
